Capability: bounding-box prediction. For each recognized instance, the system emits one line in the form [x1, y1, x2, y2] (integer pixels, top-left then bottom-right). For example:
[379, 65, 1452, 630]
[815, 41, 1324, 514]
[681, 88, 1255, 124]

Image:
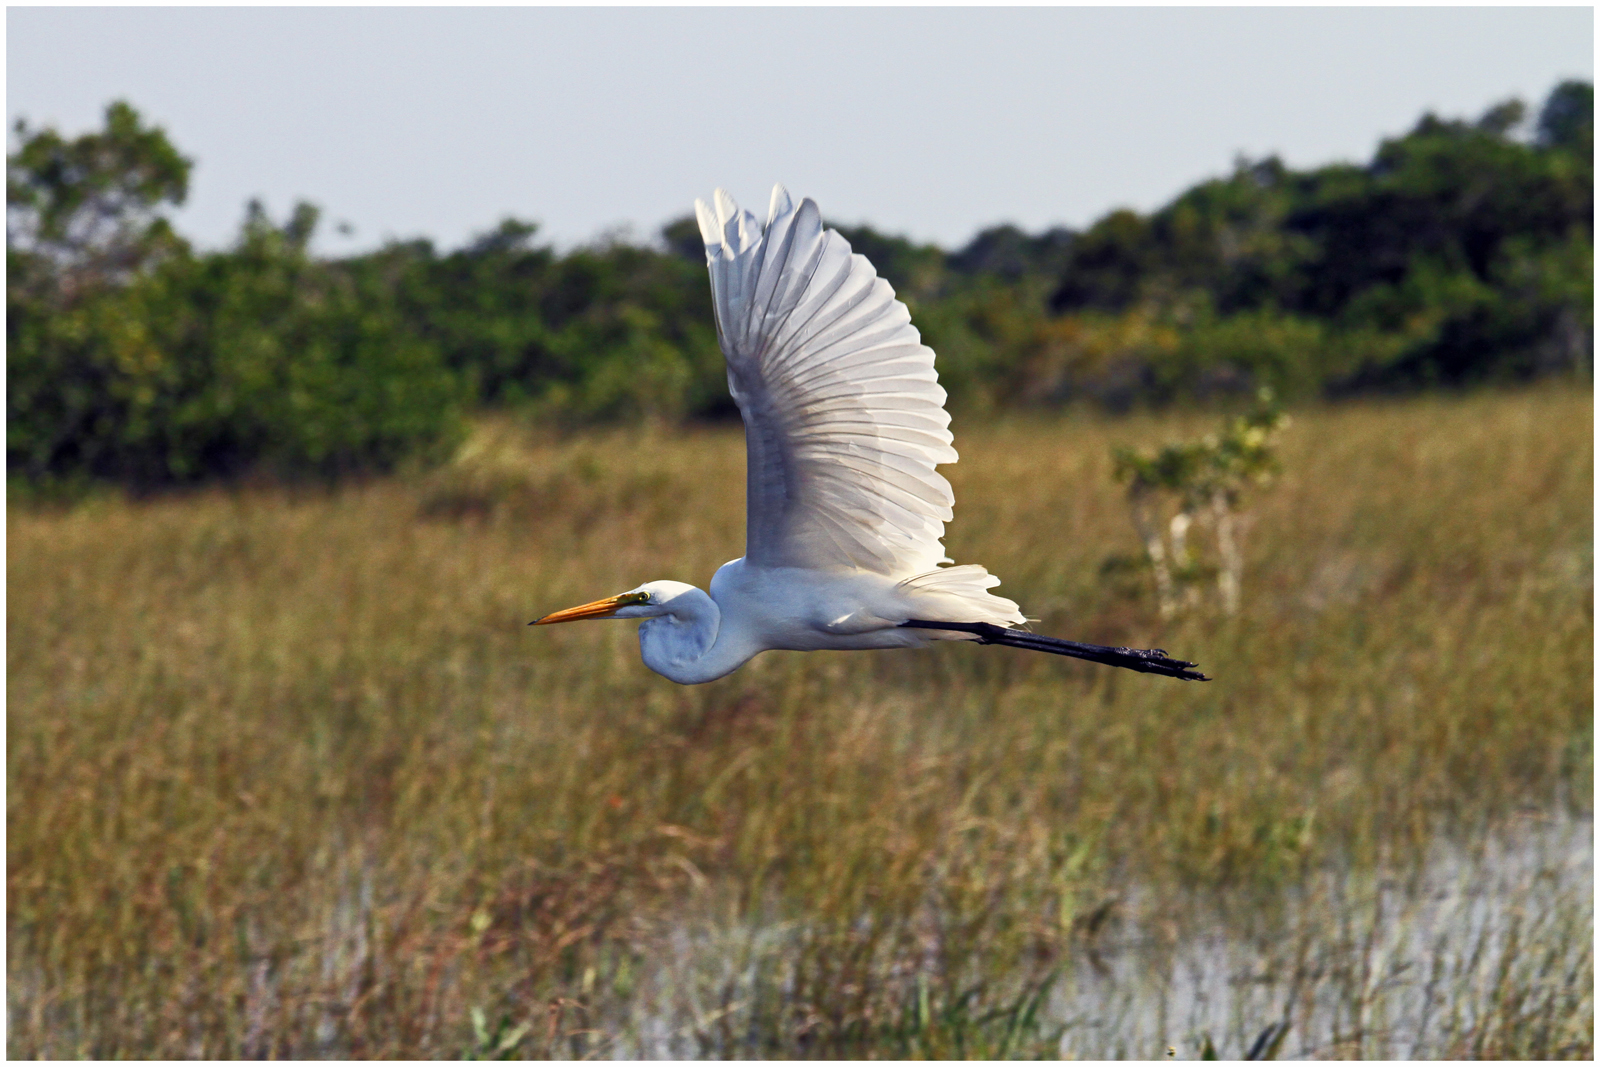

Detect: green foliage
[7, 99, 191, 286]
[948, 223, 1076, 281]
[1114, 389, 1287, 507]
[1113, 390, 1288, 616]
[1538, 80, 1594, 152]
[1049, 88, 1592, 394]
[7, 104, 465, 487]
[878, 973, 1064, 1058]
[369, 222, 723, 422]
[7, 83, 1593, 489]
[463, 1006, 531, 1060]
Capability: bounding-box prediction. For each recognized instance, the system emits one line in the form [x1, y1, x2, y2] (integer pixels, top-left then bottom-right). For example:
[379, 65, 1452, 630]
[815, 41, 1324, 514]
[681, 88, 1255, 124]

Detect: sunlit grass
[8, 386, 1591, 1057]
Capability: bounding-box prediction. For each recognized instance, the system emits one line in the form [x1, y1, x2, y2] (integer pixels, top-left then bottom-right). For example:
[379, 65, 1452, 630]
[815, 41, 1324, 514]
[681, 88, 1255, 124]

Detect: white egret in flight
[534, 187, 1207, 684]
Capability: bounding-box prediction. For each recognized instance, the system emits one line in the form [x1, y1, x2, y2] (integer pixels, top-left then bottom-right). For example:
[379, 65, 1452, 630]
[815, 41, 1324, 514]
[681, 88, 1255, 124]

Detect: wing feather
[696, 186, 961, 574]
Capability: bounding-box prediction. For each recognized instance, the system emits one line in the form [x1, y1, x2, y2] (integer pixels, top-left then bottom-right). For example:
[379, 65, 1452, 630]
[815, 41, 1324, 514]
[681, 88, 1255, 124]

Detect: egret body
[535, 187, 1206, 684]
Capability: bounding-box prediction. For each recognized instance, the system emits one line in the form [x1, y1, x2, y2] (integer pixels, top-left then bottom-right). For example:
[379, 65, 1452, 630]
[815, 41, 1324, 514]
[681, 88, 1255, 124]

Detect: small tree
[7, 100, 191, 299]
[1112, 390, 1287, 617]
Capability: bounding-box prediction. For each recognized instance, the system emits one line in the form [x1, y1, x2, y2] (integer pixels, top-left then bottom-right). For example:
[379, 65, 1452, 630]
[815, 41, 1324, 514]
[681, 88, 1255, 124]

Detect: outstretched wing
[695, 185, 957, 576]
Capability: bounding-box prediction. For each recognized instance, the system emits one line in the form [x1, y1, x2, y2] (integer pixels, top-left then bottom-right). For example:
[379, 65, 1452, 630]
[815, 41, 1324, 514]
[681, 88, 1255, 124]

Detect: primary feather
[695, 185, 962, 578]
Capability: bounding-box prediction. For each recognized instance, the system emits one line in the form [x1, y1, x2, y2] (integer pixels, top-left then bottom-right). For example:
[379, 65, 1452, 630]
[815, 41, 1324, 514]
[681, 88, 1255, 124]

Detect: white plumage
[698, 185, 959, 576]
[534, 186, 1206, 685]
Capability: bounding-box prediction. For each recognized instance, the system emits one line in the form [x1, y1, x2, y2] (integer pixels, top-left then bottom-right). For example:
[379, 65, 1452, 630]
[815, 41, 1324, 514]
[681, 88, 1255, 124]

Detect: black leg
[900, 620, 1209, 681]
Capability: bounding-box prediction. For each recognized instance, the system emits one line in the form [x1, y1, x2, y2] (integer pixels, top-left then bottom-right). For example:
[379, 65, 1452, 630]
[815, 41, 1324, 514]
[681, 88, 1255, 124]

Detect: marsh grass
[8, 387, 1592, 1058]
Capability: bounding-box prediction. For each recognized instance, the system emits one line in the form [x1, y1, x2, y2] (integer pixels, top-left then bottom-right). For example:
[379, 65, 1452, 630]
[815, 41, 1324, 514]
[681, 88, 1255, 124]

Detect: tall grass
[8, 387, 1591, 1058]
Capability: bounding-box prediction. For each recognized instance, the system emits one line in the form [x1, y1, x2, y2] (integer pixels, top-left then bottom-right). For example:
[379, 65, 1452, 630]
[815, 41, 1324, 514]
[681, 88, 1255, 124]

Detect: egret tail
[899, 620, 1209, 681]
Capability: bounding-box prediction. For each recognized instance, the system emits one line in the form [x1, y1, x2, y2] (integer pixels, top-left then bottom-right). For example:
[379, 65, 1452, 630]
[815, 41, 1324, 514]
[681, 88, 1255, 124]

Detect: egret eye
[621, 591, 651, 606]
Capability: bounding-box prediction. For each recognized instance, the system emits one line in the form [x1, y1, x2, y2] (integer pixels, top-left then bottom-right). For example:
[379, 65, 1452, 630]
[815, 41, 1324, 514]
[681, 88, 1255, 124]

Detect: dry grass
[7, 386, 1592, 1058]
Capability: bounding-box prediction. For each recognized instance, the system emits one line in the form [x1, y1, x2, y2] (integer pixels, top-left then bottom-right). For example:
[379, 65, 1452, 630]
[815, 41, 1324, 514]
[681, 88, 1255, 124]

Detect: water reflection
[1055, 814, 1591, 1058]
[617, 814, 1591, 1059]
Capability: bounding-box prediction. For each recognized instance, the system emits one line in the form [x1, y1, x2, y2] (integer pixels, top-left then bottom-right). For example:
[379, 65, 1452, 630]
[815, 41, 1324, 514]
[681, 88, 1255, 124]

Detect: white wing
[695, 185, 957, 576]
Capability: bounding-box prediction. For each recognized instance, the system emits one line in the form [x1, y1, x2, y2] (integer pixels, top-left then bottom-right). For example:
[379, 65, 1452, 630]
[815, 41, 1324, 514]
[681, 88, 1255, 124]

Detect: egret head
[532, 580, 700, 625]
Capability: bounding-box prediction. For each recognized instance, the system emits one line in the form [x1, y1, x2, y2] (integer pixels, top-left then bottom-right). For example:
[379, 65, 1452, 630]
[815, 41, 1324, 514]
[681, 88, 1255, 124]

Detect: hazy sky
[8, 7, 1593, 256]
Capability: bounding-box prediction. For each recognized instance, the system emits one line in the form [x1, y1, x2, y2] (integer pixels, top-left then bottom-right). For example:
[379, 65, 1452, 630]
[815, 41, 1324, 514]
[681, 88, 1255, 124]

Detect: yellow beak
[531, 593, 634, 626]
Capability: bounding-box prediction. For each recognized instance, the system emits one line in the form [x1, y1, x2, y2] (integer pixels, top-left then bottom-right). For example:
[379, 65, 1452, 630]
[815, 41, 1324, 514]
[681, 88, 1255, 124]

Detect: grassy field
[7, 386, 1592, 1058]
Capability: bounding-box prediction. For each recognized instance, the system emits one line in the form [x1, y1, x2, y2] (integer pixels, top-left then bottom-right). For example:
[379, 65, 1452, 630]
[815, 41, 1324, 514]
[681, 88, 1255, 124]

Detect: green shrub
[7, 102, 465, 487]
[8, 204, 466, 486]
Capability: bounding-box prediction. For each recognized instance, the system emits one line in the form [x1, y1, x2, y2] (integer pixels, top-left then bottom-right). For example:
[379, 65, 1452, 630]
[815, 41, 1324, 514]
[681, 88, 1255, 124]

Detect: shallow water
[1052, 814, 1592, 1059]
[609, 814, 1592, 1059]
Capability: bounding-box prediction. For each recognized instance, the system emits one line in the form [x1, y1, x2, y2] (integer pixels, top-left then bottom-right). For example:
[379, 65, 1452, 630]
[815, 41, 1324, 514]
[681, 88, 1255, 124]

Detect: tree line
[8, 82, 1591, 488]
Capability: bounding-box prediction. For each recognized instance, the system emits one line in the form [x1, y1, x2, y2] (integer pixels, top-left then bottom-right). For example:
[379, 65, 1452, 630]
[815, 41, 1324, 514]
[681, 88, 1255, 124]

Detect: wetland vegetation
[7, 388, 1590, 1057]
